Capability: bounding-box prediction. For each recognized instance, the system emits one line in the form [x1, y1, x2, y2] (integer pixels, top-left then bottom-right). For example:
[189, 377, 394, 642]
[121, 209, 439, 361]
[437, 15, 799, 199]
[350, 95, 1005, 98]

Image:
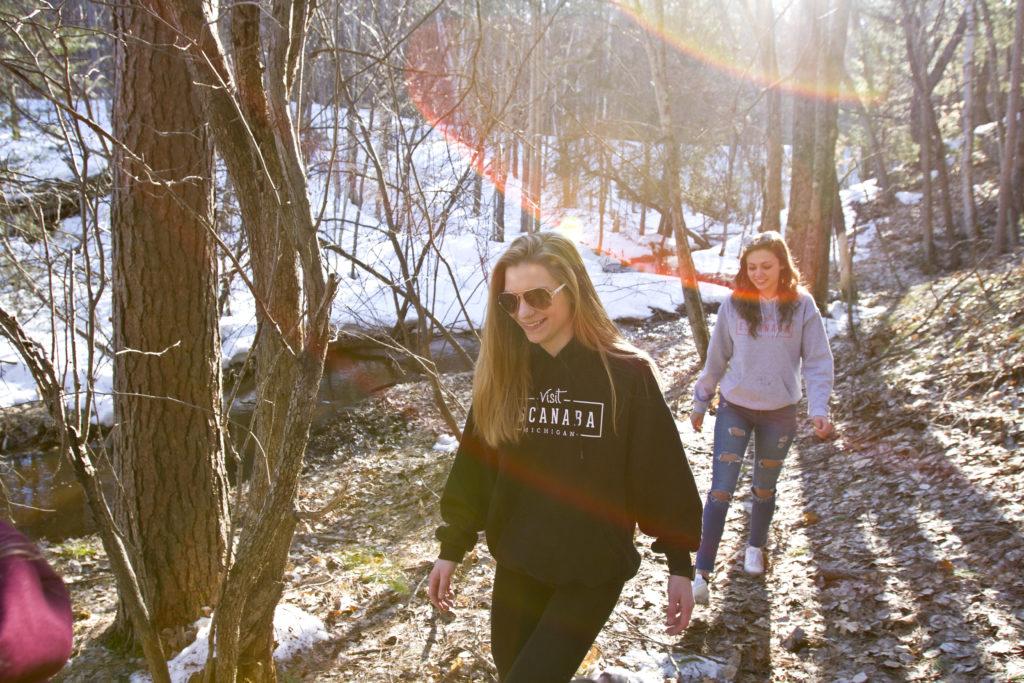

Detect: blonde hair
[472, 232, 644, 447]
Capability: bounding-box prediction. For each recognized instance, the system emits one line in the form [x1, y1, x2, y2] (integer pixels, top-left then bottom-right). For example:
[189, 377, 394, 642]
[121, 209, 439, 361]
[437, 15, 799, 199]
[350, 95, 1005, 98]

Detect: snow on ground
[1, 99, 110, 182]
[431, 433, 459, 453]
[0, 98, 882, 419]
[128, 604, 330, 683]
[851, 221, 883, 264]
[597, 648, 730, 681]
[825, 300, 889, 339]
[896, 191, 923, 205]
[840, 178, 882, 266]
[842, 177, 879, 207]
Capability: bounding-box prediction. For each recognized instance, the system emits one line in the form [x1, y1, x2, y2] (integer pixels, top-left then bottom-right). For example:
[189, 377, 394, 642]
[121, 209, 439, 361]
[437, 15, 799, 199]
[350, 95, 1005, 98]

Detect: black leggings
[490, 563, 624, 683]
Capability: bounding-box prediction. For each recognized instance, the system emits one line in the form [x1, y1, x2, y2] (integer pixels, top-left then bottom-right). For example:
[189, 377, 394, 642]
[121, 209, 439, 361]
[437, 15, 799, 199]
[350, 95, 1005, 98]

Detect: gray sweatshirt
[692, 290, 834, 417]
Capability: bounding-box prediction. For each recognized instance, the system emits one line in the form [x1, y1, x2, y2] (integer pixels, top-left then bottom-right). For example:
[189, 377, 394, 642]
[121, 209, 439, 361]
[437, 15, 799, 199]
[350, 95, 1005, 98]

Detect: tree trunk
[346, 109, 360, 205]
[559, 132, 574, 208]
[758, 0, 783, 233]
[530, 1, 544, 233]
[520, 138, 532, 232]
[929, 120, 960, 266]
[473, 138, 484, 215]
[962, 0, 979, 256]
[639, 142, 650, 236]
[598, 148, 608, 252]
[639, 0, 709, 360]
[111, 0, 228, 650]
[723, 124, 738, 229]
[997, 0, 1024, 252]
[980, 0, 1006, 152]
[511, 134, 519, 179]
[2, 82, 20, 141]
[153, 0, 338, 679]
[786, 0, 823, 258]
[494, 140, 506, 242]
[833, 185, 854, 302]
[974, 56, 993, 125]
[853, 13, 893, 198]
[806, 0, 850, 308]
[899, 0, 937, 270]
[920, 103, 937, 270]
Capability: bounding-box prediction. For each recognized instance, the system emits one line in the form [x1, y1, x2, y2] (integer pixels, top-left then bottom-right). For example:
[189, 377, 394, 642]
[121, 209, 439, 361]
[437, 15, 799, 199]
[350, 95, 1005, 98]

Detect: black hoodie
[436, 337, 702, 585]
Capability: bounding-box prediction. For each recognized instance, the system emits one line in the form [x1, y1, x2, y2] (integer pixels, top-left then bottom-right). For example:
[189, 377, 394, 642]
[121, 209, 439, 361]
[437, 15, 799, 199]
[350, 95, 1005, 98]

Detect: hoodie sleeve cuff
[438, 542, 467, 564]
[692, 386, 714, 414]
[665, 549, 694, 579]
[809, 402, 830, 419]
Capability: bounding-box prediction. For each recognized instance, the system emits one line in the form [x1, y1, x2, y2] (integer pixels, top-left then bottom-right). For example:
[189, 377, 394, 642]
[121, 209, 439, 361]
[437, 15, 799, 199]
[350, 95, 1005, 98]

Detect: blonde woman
[428, 233, 702, 682]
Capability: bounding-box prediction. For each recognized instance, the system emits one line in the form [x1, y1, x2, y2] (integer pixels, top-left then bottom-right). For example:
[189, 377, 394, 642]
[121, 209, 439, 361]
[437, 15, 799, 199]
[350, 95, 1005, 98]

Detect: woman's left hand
[811, 416, 834, 440]
[664, 575, 694, 635]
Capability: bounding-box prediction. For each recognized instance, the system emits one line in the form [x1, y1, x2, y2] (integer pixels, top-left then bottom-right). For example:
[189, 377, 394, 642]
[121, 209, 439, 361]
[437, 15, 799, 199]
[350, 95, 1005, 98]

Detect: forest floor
[52, 208, 1024, 681]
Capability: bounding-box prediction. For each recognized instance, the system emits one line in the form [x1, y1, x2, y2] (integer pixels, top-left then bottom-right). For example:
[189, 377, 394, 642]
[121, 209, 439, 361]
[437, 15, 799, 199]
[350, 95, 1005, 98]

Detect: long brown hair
[472, 232, 643, 447]
[733, 231, 804, 337]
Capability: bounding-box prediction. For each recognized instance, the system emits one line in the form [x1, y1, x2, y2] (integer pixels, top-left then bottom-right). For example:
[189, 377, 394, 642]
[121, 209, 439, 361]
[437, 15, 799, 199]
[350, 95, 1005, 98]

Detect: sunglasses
[498, 283, 566, 315]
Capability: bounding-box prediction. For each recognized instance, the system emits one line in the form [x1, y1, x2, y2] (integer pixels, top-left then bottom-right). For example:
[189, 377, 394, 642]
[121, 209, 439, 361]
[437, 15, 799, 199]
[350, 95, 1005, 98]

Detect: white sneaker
[692, 574, 710, 605]
[744, 546, 765, 575]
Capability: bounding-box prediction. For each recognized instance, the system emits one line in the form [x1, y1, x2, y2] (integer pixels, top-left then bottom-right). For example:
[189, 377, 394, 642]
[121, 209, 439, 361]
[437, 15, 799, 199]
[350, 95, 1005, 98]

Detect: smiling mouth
[521, 318, 546, 330]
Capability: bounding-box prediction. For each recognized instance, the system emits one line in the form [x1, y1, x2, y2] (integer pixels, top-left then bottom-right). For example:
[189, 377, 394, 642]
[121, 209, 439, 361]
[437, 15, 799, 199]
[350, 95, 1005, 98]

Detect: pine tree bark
[111, 0, 228, 648]
[150, 0, 338, 679]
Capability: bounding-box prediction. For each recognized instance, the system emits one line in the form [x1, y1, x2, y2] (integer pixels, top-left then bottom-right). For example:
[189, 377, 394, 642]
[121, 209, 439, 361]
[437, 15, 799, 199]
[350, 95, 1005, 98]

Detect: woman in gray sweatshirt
[688, 231, 834, 605]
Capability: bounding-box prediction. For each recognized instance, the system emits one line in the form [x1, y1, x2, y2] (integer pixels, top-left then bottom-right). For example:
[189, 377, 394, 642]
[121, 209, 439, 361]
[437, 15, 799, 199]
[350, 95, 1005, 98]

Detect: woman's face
[745, 248, 782, 296]
[502, 261, 574, 356]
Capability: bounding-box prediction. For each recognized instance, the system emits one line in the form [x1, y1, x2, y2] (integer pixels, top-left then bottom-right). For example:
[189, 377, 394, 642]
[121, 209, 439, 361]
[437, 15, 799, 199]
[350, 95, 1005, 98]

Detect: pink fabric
[0, 522, 73, 682]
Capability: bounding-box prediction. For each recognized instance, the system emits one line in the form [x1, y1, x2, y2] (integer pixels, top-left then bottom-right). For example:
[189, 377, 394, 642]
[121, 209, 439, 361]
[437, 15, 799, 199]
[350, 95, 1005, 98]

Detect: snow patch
[841, 178, 880, 206]
[896, 191, 922, 205]
[825, 301, 888, 338]
[432, 434, 459, 453]
[594, 647, 730, 682]
[974, 121, 999, 137]
[129, 604, 330, 683]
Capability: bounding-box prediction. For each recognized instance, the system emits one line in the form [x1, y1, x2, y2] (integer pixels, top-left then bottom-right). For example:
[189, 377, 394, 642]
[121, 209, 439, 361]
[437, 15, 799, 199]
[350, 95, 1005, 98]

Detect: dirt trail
[54, 234, 1024, 681]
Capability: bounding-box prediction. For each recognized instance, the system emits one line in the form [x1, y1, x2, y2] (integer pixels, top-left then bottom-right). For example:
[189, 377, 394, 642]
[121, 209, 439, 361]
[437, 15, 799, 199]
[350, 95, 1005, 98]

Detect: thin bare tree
[637, 0, 709, 360]
[995, 0, 1024, 252]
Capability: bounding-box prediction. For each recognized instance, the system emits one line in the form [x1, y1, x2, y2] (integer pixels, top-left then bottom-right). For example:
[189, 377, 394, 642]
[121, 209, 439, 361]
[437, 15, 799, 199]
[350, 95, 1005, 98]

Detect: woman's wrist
[438, 543, 466, 564]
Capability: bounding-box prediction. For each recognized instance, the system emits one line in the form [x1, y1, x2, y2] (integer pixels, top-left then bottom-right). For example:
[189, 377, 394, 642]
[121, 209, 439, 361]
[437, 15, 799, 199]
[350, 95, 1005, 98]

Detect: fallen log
[0, 171, 112, 232]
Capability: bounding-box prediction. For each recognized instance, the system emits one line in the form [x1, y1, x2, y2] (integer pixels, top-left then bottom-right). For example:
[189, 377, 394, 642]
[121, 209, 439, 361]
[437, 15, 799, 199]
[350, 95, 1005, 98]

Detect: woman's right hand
[428, 559, 457, 612]
[689, 411, 704, 432]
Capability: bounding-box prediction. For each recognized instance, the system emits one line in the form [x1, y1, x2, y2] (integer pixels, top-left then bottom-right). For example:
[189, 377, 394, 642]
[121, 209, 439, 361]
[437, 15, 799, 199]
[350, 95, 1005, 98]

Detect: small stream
[1, 334, 477, 541]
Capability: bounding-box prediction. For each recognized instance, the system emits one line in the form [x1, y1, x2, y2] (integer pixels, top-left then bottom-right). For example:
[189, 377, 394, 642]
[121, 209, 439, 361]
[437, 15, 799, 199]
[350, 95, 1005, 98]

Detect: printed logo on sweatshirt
[520, 386, 605, 439]
[736, 321, 793, 338]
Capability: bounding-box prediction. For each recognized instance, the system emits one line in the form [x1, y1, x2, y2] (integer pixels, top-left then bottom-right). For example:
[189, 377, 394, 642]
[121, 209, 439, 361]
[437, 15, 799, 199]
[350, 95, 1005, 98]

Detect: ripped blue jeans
[695, 398, 798, 575]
